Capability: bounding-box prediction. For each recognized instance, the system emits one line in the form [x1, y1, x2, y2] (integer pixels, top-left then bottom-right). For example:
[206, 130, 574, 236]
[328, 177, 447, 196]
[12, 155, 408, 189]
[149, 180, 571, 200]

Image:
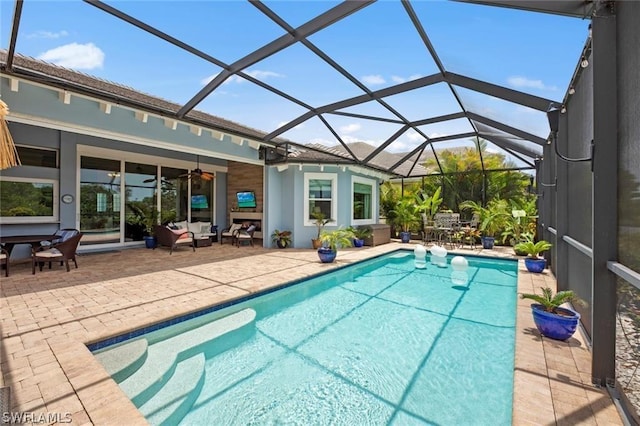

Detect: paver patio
[0, 242, 622, 425]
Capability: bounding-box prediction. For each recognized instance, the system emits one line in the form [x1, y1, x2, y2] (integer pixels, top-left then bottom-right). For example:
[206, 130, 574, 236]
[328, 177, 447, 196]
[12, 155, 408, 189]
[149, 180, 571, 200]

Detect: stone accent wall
[227, 161, 263, 215]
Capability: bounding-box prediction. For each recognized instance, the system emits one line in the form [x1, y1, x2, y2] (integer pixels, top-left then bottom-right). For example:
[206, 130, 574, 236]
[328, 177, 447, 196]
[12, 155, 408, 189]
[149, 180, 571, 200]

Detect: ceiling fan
[180, 155, 215, 181]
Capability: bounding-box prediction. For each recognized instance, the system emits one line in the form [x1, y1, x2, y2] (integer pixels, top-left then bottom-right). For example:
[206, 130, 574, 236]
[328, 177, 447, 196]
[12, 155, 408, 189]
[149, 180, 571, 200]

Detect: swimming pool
[93, 250, 518, 425]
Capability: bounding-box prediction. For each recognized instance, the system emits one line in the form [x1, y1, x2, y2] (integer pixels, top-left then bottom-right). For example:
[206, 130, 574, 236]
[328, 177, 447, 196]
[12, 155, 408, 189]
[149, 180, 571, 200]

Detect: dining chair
[32, 233, 83, 274]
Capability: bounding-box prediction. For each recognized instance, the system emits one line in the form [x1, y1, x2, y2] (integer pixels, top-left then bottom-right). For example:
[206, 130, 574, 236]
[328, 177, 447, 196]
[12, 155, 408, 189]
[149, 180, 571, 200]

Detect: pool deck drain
[0, 242, 623, 425]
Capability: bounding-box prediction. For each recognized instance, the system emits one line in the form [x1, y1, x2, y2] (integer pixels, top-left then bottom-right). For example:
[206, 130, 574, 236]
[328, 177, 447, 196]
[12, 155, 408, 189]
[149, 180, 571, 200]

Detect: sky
[0, 0, 589, 167]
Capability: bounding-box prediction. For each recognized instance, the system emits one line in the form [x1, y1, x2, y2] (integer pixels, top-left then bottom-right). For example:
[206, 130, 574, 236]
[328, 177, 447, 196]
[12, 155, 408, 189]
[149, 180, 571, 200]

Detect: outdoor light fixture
[546, 103, 592, 164]
[568, 86, 575, 95]
[581, 57, 589, 68]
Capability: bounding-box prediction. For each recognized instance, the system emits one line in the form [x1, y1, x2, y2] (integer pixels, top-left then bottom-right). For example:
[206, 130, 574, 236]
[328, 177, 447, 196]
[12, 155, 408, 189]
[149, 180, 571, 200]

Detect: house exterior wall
[0, 74, 267, 257]
[264, 164, 382, 249]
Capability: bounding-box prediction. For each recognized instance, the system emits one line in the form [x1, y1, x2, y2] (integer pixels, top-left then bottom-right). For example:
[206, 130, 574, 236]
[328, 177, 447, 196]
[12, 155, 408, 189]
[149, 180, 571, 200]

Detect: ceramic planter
[481, 236, 494, 249]
[531, 303, 580, 340]
[524, 257, 547, 273]
[317, 247, 337, 263]
[276, 239, 289, 249]
[400, 231, 411, 243]
[144, 235, 157, 249]
[353, 238, 365, 248]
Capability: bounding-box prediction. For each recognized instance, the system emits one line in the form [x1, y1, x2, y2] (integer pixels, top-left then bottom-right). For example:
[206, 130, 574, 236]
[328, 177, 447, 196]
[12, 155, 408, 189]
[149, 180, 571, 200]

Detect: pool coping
[1, 243, 623, 425]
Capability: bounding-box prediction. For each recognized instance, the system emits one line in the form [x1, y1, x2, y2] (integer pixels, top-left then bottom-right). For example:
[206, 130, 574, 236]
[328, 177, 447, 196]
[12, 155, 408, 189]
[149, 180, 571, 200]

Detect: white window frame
[304, 172, 338, 227]
[0, 176, 59, 224]
[351, 175, 376, 226]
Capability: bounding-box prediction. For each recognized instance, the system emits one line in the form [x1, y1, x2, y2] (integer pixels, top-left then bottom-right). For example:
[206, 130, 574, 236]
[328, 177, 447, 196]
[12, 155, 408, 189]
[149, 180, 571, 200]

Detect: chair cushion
[0, 253, 6, 260]
[171, 229, 190, 240]
[35, 248, 62, 258]
[173, 220, 188, 230]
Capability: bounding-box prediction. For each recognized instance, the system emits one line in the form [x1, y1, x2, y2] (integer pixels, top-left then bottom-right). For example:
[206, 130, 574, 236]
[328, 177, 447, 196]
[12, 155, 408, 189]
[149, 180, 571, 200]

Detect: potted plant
[520, 287, 583, 340]
[310, 210, 333, 249]
[271, 229, 292, 249]
[348, 226, 372, 247]
[391, 198, 420, 243]
[515, 239, 552, 273]
[317, 227, 355, 263]
[460, 199, 509, 249]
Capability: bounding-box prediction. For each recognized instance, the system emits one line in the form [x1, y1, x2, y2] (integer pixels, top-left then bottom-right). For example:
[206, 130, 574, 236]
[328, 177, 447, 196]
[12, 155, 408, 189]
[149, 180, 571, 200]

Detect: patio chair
[1, 247, 8, 277]
[220, 223, 242, 245]
[31, 232, 83, 274]
[153, 225, 195, 255]
[234, 224, 256, 247]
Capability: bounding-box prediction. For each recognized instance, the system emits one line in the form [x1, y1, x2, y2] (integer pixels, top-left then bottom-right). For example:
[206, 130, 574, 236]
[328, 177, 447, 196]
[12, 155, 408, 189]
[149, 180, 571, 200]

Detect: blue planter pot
[400, 231, 411, 243]
[531, 304, 580, 340]
[524, 257, 547, 273]
[353, 238, 365, 248]
[317, 247, 337, 263]
[481, 236, 494, 249]
[144, 236, 157, 249]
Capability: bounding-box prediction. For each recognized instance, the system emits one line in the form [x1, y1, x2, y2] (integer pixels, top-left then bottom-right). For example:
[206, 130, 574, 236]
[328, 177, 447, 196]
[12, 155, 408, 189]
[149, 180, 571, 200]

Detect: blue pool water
[93, 250, 518, 425]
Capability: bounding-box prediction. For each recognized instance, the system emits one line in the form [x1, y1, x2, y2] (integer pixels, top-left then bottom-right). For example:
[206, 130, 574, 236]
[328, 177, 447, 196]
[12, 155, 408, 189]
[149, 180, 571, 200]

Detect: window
[304, 173, 337, 226]
[15, 145, 58, 168]
[351, 176, 376, 225]
[0, 177, 58, 223]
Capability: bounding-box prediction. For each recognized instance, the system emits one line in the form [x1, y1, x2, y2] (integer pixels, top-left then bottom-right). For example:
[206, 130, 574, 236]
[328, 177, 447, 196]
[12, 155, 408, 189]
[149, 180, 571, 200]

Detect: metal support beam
[446, 72, 558, 112]
[555, 111, 569, 298]
[454, 0, 595, 18]
[590, 3, 617, 388]
[478, 133, 541, 159]
[469, 112, 547, 145]
[4, 0, 23, 70]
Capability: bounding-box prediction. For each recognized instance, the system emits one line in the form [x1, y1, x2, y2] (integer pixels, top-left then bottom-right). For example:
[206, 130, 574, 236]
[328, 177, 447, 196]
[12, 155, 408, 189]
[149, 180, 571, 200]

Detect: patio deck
[0, 242, 622, 425]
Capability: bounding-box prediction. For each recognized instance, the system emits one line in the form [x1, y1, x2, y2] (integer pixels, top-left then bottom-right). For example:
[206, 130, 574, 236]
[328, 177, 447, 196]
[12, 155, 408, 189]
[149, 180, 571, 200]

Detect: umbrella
[0, 99, 21, 170]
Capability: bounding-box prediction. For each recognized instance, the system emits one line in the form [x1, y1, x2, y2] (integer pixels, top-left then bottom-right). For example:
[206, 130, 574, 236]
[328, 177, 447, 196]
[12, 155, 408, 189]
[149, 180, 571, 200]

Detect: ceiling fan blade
[202, 173, 214, 181]
[143, 178, 156, 183]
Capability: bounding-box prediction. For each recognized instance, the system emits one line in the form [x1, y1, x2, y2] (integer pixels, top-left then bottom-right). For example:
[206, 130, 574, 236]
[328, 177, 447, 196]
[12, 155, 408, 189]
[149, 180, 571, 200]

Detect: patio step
[94, 338, 148, 383]
[139, 353, 205, 426]
[119, 308, 256, 407]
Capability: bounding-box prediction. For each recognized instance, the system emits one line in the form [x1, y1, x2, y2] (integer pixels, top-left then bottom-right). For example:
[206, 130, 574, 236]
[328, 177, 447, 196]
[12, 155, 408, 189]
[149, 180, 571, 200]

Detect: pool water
[95, 250, 518, 425]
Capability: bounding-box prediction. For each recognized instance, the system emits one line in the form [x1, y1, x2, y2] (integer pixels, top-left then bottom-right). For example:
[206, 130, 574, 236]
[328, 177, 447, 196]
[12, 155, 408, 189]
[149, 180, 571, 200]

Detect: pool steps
[98, 308, 256, 423]
[139, 353, 205, 426]
[94, 337, 148, 383]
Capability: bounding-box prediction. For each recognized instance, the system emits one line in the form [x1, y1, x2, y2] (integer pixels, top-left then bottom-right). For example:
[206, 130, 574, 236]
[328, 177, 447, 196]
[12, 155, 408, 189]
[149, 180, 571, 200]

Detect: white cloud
[339, 123, 361, 134]
[361, 74, 385, 85]
[27, 30, 69, 39]
[202, 69, 283, 86]
[391, 74, 422, 85]
[406, 130, 423, 142]
[429, 132, 448, 138]
[507, 76, 557, 91]
[37, 43, 104, 69]
[277, 121, 304, 130]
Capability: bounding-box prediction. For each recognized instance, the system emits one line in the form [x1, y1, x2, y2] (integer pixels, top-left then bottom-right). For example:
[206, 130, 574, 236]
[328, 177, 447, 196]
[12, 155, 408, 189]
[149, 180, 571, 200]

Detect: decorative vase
[144, 235, 157, 249]
[524, 257, 547, 273]
[317, 247, 336, 263]
[530, 304, 580, 340]
[400, 231, 411, 243]
[353, 238, 364, 248]
[481, 236, 494, 249]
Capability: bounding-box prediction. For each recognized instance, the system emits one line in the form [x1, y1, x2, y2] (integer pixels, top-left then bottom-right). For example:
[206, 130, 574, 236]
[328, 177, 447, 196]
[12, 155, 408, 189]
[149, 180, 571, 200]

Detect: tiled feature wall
[227, 161, 263, 215]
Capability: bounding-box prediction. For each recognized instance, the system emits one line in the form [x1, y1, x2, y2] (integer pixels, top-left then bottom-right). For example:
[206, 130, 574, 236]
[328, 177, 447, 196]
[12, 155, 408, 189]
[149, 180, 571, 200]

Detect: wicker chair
[153, 225, 195, 254]
[1, 247, 8, 277]
[32, 232, 83, 274]
[234, 224, 256, 247]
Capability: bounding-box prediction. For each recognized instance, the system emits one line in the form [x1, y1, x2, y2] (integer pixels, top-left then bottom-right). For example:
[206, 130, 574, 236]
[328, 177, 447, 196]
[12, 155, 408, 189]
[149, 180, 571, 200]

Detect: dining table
[0, 234, 57, 257]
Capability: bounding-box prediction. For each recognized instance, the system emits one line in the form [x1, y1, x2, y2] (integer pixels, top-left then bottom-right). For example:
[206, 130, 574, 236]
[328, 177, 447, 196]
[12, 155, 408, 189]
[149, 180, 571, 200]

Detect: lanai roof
[0, 0, 593, 178]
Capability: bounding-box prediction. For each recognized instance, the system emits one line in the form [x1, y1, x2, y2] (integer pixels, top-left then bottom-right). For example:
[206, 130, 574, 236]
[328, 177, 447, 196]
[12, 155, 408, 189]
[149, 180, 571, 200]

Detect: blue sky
[0, 0, 589, 164]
